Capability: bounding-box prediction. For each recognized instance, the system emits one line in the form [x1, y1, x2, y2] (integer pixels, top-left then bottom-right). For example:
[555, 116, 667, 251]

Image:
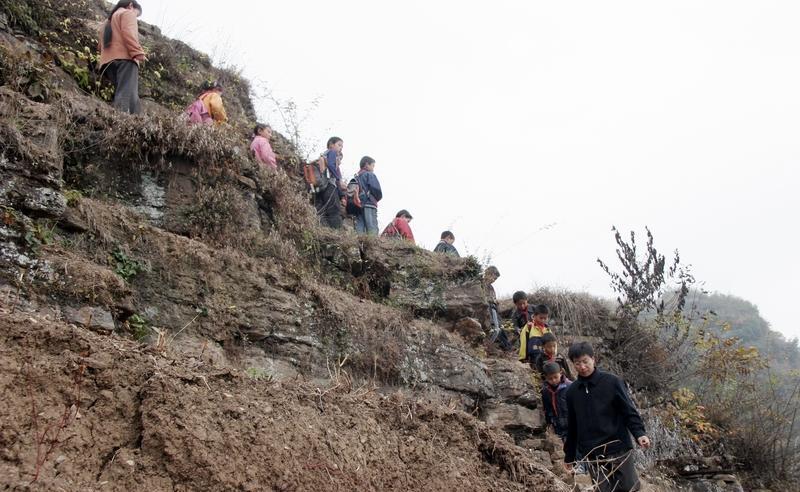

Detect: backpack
[185, 93, 212, 124]
[345, 173, 370, 215]
[303, 154, 329, 193]
[381, 220, 402, 239]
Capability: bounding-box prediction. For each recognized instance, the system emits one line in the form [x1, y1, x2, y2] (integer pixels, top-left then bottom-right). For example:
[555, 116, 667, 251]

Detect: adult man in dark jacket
[564, 342, 651, 492]
[433, 231, 459, 257]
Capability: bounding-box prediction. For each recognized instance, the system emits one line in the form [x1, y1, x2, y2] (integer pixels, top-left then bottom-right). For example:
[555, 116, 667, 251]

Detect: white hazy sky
[141, 1, 800, 340]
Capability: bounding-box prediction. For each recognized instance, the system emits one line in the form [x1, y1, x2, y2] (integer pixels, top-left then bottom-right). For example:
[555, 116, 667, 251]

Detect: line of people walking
[98, 6, 651, 490]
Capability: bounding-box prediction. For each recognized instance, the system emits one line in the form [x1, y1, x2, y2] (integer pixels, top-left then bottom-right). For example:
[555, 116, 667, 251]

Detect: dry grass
[525, 287, 614, 337]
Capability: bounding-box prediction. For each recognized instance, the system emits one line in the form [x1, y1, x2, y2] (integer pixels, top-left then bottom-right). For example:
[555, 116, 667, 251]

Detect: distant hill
[690, 291, 799, 372]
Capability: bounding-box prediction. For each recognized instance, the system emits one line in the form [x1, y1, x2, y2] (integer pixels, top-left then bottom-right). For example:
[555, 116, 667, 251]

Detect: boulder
[402, 341, 494, 399]
[64, 306, 115, 333]
[22, 187, 67, 218]
[485, 358, 539, 408]
[483, 402, 544, 434]
[450, 317, 484, 345]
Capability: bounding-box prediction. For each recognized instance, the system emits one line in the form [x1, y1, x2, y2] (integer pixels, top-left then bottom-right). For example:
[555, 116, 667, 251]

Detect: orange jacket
[98, 8, 146, 67]
[200, 91, 228, 124]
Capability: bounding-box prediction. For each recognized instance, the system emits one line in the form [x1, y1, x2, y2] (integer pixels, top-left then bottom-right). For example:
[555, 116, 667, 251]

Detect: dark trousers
[103, 60, 141, 114]
[315, 183, 342, 229]
[586, 449, 640, 492]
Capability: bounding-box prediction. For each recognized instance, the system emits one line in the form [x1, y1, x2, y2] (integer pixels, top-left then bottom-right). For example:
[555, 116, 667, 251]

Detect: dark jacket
[564, 369, 646, 463]
[535, 351, 574, 381]
[356, 170, 382, 208]
[542, 375, 572, 439]
[511, 306, 535, 333]
[433, 241, 460, 257]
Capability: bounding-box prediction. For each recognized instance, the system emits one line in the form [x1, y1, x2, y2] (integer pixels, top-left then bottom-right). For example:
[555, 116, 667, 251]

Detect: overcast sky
[141, 1, 800, 341]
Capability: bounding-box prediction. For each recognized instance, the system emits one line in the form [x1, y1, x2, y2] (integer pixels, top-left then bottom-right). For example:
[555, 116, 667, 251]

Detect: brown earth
[0, 304, 566, 491]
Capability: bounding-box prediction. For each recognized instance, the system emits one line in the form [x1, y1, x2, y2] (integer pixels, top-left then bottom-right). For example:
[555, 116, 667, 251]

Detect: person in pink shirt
[250, 123, 277, 170]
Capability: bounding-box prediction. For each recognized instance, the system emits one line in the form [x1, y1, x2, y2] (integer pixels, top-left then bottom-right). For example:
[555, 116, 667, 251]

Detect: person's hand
[563, 462, 574, 474]
[637, 436, 651, 449]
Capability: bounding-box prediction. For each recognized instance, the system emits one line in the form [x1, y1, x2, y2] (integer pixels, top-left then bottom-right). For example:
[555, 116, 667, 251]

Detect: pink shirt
[250, 135, 277, 169]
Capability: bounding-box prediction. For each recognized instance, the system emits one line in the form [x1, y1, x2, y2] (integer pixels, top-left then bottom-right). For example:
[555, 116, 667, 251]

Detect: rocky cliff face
[0, 2, 749, 491]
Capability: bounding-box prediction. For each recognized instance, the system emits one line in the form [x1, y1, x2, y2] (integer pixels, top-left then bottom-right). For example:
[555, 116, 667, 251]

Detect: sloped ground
[0, 304, 565, 491]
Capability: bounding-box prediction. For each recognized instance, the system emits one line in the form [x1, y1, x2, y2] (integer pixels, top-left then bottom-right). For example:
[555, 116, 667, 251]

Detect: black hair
[440, 231, 455, 240]
[533, 304, 549, 316]
[327, 137, 342, 148]
[395, 209, 413, 219]
[253, 123, 271, 136]
[484, 266, 500, 277]
[541, 333, 557, 345]
[359, 156, 375, 169]
[543, 362, 562, 376]
[103, 1, 142, 48]
[512, 291, 527, 304]
[201, 80, 222, 92]
[568, 341, 595, 362]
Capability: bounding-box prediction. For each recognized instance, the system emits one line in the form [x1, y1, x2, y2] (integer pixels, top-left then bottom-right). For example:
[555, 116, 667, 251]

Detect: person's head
[440, 231, 455, 244]
[512, 291, 528, 311]
[543, 361, 563, 386]
[359, 155, 375, 171]
[254, 123, 272, 138]
[201, 80, 223, 93]
[533, 304, 549, 324]
[484, 266, 500, 284]
[541, 332, 557, 357]
[395, 210, 413, 222]
[104, 1, 142, 48]
[327, 137, 343, 152]
[568, 341, 596, 378]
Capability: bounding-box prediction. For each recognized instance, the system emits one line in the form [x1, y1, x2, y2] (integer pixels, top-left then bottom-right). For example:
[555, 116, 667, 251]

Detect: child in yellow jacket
[518, 303, 552, 364]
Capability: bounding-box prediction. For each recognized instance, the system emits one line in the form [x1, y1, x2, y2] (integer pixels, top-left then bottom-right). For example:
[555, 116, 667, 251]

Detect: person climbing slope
[564, 342, 651, 492]
[534, 333, 574, 380]
[433, 231, 460, 257]
[251, 123, 277, 170]
[542, 361, 572, 442]
[352, 156, 382, 235]
[517, 302, 551, 365]
[484, 266, 513, 351]
[381, 210, 415, 243]
[315, 137, 344, 229]
[98, 0, 146, 114]
[197, 81, 228, 124]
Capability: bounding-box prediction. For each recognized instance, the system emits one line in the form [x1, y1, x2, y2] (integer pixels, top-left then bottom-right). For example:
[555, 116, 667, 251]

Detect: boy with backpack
[433, 231, 460, 257]
[542, 361, 572, 442]
[347, 156, 382, 235]
[381, 210, 415, 243]
[310, 137, 344, 229]
[534, 333, 574, 380]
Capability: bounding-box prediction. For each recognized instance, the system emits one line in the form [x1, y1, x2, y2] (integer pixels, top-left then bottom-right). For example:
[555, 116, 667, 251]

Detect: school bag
[303, 154, 330, 193]
[345, 173, 370, 215]
[185, 92, 212, 124]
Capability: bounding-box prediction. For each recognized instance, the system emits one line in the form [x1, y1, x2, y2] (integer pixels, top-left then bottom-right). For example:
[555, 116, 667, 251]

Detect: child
[511, 291, 535, 336]
[433, 231, 460, 257]
[353, 156, 382, 235]
[250, 123, 277, 170]
[516, 299, 551, 364]
[198, 81, 227, 124]
[542, 361, 572, 442]
[315, 137, 344, 229]
[381, 210, 415, 243]
[484, 267, 512, 351]
[535, 333, 574, 381]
